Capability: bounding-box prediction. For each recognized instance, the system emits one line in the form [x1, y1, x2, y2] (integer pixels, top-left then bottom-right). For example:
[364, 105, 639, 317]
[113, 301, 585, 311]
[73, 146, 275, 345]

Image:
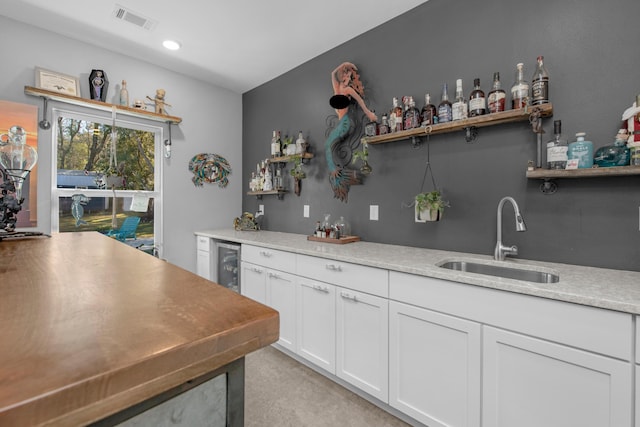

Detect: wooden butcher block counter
[0, 232, 279, 426]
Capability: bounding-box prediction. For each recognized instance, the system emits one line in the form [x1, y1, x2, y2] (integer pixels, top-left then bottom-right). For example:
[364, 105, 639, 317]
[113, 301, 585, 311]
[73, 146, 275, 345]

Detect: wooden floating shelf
[363, 103, 553, 145]
[527, 165, 640, 179]
[247, 189, 288, 200]
[268, 153, 314, 163]
[24, 86, 182, 125]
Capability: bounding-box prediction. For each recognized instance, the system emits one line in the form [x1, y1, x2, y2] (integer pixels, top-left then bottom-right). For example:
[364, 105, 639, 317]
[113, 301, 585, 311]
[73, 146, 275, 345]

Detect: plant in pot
[415, 190, 449, 222]
[289, 154, 306, 196]
[351, 141, 372, 175]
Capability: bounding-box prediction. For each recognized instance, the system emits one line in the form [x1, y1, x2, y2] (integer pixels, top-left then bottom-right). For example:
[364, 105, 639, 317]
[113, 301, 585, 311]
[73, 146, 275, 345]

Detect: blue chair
[106, 216, 141, 241]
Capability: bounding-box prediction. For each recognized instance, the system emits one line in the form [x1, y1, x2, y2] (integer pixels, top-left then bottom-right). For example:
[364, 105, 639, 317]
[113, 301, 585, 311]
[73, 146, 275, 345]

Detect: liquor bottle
[452, 79, 468, 121]
[378, 114, 390, 135]
[511, 63, 529, 109]
[390, 97, 403, 132]
[487, 72, 506, 113]
[546, 120, 568, 169]
[403, 96, 421, 130]
[364, 112, 378, 136]
[270, 131, 279, 158]
[594, 129, 631, 167]
[420, 93, 437, 126]
[468, 78, 486, 116]
[119, 80, 129, 107]
[567, 132, 594, 168]
[531, 55, 549, 105]
[437, 83, 452, 123]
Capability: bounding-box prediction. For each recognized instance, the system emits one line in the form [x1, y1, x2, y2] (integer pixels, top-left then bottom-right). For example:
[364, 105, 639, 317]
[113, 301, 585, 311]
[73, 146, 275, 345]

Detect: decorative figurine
[147, 89, 171, 115]
[70, 194, 90, 227]
[89, 69, 108, 102]
[325, 62, 377, 202]
[233, 212, 260, 231]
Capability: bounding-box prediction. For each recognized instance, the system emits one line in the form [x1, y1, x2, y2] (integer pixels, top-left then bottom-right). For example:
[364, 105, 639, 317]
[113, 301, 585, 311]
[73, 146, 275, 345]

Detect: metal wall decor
[325, 62, 377, 202]
[189, 153, 231, 188]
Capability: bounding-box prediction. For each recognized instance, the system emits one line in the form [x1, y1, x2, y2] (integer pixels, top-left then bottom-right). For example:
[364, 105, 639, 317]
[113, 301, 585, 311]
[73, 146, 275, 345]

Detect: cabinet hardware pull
[313, 284, 329, 293]
[259, 251, 272, 257]
[325, 264, 342, 272]
[268, 272, 280, 279]
[252, 267, 263, 273]
[340, 291, 357, 302]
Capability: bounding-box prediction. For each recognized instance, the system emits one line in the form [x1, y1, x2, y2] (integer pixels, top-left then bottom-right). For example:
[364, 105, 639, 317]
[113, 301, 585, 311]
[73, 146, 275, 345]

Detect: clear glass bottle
[403, 96, 421, 130]
[546, 120, 568, 169]
[390, 97, 403, 133]
[567, 132, 594, 168]
[487, 72, 506, 113]
[468, 78, 486, 116]
[437, 83, 452, 123]
[270, 130, 279, 158]
[420, 93, 437, 126]
[119, 80, 129, 106]
[452, 79, 468, 121]
[531, 55, 549, 105]
[379, 114, 390, 135]
[511, 63, 529, 109]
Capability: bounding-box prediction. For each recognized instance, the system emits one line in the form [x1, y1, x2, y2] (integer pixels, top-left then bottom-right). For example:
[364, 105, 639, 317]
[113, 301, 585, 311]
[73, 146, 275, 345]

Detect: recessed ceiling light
[162, 40, 181, 50]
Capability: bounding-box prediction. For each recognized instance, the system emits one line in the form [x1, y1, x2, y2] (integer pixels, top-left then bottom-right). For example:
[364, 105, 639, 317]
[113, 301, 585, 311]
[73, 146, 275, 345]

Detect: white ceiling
[2, 0, 428, 94]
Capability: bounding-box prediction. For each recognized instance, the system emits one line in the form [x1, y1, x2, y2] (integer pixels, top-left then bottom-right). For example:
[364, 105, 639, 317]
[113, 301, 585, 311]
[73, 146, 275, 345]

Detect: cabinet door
[483, 326, 632, 427]
[389, 301, 481, 427]
[336, 288, 388, 403]
[297, 278, 336, 374]
[240, 261, 266, 304]
[196, 249, 211, 280]
[266, 269, 297, 352]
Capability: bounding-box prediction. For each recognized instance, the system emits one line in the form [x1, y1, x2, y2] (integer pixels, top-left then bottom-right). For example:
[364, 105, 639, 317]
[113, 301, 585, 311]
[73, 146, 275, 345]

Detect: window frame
[50, 107, 164, 257]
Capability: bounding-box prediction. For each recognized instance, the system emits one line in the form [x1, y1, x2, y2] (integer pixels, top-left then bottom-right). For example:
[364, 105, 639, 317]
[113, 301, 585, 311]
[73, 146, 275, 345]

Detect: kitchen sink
[438, 260, 560, 284]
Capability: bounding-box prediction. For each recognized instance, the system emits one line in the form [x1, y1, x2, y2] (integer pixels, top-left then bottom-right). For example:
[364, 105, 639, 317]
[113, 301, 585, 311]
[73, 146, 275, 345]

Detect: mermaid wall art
[326, 62, 377, 202]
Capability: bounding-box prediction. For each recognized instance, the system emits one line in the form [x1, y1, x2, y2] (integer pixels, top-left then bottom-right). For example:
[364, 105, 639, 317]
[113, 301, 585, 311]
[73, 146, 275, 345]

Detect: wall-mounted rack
[526, 165, 640, 194]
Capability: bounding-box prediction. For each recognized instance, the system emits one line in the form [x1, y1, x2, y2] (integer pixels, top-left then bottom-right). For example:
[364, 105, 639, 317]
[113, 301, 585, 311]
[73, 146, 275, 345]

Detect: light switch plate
[370, 205, 379, 221]
[304, 205, 310, 218]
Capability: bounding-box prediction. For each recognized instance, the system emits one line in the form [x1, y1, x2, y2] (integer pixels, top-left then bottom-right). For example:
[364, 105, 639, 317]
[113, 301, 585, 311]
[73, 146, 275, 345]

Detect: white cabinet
[296, 278, 336, 374]
[389, 301, 481, 427]
[483, 326, 632, 427]
[240, 261, 266, 305]
[195, 235, 211, 280]
[336, 287, 388, 403]
[266, 269, 297, 352]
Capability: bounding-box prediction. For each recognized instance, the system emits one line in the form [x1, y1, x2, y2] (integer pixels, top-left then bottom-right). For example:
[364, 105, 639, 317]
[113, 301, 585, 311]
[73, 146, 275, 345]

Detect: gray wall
[1, 16, 243, 272]
[243, 0, 640, 271]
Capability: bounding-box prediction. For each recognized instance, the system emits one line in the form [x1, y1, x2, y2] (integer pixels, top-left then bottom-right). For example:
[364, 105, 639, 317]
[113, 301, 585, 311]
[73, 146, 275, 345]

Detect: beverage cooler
[214, 241, 240, 293]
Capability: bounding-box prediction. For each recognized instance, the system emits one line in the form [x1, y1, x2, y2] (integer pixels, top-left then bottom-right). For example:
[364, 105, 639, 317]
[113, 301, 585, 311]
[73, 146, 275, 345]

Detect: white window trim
[50, 107, 164, 257]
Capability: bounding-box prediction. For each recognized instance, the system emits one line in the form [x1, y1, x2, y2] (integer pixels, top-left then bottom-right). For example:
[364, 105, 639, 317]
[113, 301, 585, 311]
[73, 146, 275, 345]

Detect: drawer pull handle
[325, 264, 342, 272]
[268, 272, 280, 279]
[340, 291, 357, 302]
[251, 267, 263, 273]
[313, 284, 329, 293]
[259, 251, 272, 258]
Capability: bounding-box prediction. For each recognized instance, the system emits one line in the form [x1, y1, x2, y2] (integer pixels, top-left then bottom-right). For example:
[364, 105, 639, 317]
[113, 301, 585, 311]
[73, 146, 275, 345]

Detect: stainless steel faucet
[494, 196, 527, 261]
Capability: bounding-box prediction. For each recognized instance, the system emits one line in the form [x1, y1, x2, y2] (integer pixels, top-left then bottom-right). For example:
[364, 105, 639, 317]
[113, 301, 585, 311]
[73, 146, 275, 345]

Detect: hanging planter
[413, 140, 449, 223]
[414, 191, 448, 222]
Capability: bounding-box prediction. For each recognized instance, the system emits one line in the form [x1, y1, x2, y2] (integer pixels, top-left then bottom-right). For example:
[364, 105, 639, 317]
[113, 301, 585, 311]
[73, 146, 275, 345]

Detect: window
[51, 109, 163, 256]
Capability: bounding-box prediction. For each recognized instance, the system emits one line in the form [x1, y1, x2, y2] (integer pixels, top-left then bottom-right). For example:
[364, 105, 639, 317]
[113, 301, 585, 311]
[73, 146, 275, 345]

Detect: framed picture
[35, 67, 81, 97]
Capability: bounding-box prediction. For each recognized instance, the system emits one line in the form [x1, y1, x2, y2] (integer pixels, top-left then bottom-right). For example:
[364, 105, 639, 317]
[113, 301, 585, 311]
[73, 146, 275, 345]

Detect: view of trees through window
[54, 115, 159, 249]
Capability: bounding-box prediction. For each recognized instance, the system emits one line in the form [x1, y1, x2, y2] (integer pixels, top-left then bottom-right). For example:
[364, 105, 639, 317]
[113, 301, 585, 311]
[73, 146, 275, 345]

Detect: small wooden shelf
[24, 86, 182, 124]
[363, 103, 553, 145]
[268, 153, 314, 163]
[307, 235, 361, 244]
[526, 165, 640, 179]
[247, 189, 287, 200]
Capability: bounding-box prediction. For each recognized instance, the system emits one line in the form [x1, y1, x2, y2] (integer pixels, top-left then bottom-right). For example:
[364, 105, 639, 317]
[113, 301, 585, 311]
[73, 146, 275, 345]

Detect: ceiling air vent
[112, 4, 157, 31]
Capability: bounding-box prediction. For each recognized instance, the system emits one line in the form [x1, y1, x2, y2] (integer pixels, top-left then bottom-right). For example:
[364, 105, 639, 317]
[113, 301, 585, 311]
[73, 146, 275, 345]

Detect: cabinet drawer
[196, 235, 210, 252]
[390, 271, 632, 361]
[241, 244, 296, 273]
[297, 254, 388, 298]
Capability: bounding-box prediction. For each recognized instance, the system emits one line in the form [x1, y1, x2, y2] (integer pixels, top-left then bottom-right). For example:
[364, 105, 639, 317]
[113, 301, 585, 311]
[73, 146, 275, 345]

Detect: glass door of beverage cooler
[216, 242, 240, 293]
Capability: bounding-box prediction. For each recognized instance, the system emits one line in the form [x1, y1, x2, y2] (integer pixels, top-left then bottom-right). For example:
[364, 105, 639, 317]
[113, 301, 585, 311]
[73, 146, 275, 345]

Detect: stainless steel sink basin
[439, 260, 559, 283]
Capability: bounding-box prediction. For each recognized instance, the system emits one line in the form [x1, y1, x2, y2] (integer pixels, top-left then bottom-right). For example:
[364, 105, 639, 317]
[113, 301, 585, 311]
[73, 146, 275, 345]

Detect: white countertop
[196, 229, 640, 315]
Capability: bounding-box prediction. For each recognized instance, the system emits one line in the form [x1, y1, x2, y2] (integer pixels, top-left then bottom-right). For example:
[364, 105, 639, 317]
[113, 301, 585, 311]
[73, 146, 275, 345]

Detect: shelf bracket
[463, 126, 478, 143]
[539, 179, 558, 195]
[38, 96, 51, 130]
[277, 192, 285, 200]
[410, 136, 421, 148]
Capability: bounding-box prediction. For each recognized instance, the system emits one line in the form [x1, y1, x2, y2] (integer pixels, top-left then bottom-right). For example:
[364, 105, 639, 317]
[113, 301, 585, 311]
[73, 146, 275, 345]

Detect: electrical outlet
[370, 205, 379, 221]
[258, 204, 264, 215]
[304, 205, 310, 218]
